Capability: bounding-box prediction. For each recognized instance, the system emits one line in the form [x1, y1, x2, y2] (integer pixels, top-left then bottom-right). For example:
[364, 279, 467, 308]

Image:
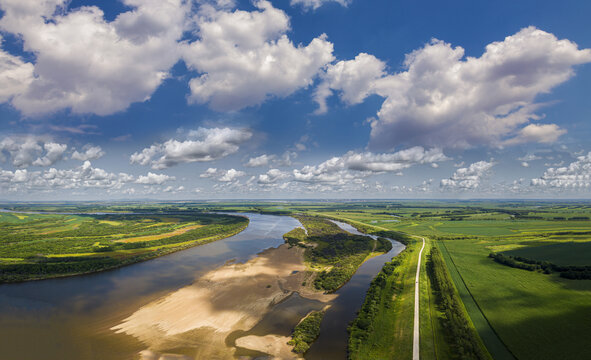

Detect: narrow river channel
[305, 220, 406, 360]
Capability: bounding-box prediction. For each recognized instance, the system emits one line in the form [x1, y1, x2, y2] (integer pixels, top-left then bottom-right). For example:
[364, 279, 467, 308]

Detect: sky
[0, 0, 590, 200]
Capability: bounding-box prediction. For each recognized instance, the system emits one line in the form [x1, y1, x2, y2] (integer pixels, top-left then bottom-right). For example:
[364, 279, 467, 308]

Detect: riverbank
[0, 211, 248, 283]
[113, 243, 334, 359]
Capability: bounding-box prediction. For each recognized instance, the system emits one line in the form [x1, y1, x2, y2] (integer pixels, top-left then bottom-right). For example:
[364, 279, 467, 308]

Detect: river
[0, 213, 404, 360]
[305, 220, 406, 360]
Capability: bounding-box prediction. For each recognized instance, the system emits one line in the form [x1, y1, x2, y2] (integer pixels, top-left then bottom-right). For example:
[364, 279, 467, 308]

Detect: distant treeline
[489, 252, 591, 280]
[428, 247, 490, 360]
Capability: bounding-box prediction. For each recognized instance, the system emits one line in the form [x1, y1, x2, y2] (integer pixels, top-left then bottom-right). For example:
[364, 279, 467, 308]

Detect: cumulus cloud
[290, 0, 350, 11]
[318, 27, 590, 150]
[163, 185, 185, 193]
[503, 124, 567, 145]
[0, 0, 188, 116]
[130, 127, 252, 169]
[0, 0, 336, 116]
[0, 136, 67, 167]
[135, 172, 175, 185]
[71, 145, 105, 161]
[200, 168, 245, 182]
[0, 161, 135, 192]
[32, 143, 68, 167]
[440, 161, 494, 190]
[315, 53, 386, 114]
[293, 146, 448, 184]
[244, 154, 275, 167]
[182, 0, 334, 111]
[531, 152, 591, 189]
[0, 35, 35, 102]
[258, 168, 288, 184]
[345, 147, 449, 172]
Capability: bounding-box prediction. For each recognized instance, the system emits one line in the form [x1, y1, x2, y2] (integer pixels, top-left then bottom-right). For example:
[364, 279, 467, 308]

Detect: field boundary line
[440, 240, 517, 360]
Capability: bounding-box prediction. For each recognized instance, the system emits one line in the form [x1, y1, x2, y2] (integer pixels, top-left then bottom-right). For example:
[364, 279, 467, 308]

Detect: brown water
[0, 213, 300, 360]
[0, 215, 405, 360]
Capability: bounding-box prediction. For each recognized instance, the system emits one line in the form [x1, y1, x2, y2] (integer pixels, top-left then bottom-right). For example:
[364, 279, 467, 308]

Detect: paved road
[413, 237, 426, 360]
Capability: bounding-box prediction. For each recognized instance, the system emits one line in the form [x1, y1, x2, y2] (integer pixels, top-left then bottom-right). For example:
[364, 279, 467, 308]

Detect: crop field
[312, 201, 591, 360]
[0, 208, 248, 282]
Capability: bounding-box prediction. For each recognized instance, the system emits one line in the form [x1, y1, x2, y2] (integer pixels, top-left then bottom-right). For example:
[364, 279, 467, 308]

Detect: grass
[0, 209, 248, 282]
[348, 243, 417, 360]
[313, 202, 591, 359]
[503, 241, 591, 266]
[115, 224, 203, 243]
[442, 237, 591, 360]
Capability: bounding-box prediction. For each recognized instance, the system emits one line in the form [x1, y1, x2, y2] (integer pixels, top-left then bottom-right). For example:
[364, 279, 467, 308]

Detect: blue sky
[0, 0, 590, 200]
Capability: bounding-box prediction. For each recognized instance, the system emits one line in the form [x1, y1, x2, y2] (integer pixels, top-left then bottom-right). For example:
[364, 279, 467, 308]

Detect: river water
[0, 213, 300, 360]
[0, 214, 404, 360]
[305, 221, 406, 360]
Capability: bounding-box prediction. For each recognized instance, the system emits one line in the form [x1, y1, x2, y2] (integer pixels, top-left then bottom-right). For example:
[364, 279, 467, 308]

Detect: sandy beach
[112, 243, 333, 359]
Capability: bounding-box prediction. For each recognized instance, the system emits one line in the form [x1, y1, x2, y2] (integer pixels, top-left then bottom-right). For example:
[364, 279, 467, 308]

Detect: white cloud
[0, 161, 135, 192]
[182, 0, 334, 111]
[440, 161, 494, 189]
[258, 168, 288, 184]
[517, 153, 542, 162]
[200, 167, 245, 182]
[344, 147, 449, 172]
[276, 151, 298, 167]
[318, 27, 590, 150]
[135, 172, 175, 185]
[315, 53, 386, 114]
[293, 146, 448, 183]
[32, 142, 68, 167]
[290, 0, 350, 11]
[503, 124, 567, 145]
[0, 136, 68, 167]
[130, 127, 252, 169]
[71, 145, 105, 161]
[244, 154, 275, 167]
[521, 162, 530, 168]
[531, 152, 591, 189]
[0, 0, 187, 116]
[0, 35, 35, 102]
[163, 185, 185, 193]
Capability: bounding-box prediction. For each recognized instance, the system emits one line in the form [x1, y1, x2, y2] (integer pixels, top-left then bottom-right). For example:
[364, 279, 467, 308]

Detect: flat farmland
[0, 210, 248, 282]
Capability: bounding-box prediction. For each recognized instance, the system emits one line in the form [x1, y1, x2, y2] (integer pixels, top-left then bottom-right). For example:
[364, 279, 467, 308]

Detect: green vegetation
[288, 310, 325, 354]
[311, 201, 591, 360]
[3, 200, 591, 359]
[0, 209, 248, 282]
[490, 251, 591, 279]
[293, 215, 386, 292]
[348, 248, 410, 359]
[504, 241, 591, 266]
[427, 247, 490, 359]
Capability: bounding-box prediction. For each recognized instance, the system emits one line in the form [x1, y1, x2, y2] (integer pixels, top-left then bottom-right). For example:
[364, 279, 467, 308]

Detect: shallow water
[0, 214, 405, 360]
[0, 213, 300, 360]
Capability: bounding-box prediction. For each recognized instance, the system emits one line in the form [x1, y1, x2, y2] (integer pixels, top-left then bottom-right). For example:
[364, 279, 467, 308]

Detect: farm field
[1, 200, 590, 359]
[0, 207, 248, 282]
[309, 201, 591, 360]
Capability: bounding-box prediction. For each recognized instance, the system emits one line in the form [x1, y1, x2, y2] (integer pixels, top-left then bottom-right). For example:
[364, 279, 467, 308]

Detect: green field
[3, 200, 591, 359]
[0, 207, 248, 282]
[503, 241, 591, 266]
[310, 201, 591, 360]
